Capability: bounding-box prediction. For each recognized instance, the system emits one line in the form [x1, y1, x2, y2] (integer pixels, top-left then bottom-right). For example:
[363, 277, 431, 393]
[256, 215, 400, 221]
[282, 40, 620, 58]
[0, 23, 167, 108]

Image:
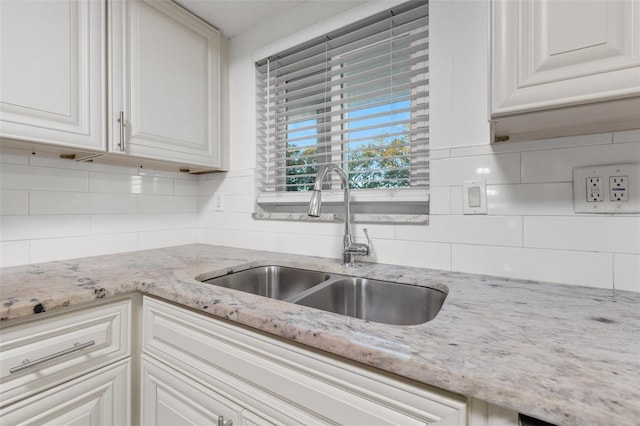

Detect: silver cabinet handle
[217, 416, 232, 426]
[9, 340, 95, 374]
[117, 111, 125, 151]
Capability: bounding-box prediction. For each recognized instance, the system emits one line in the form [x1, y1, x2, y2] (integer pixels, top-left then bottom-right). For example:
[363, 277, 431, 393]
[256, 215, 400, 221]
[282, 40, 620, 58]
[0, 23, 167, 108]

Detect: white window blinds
[255, 1, 429, 222]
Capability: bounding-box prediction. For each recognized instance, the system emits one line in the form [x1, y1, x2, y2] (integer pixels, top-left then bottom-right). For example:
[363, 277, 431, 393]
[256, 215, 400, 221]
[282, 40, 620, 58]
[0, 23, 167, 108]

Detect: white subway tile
[30, 233, 138, 263]
[199, 212, 252, 231]
[200, 175, 253, 196]
[395, 215, 522, 247]
[89, 172, 173, 195]
[91, 213, 198, 234]
[613, 129, 640, 144]
[200, 228, 277, 252]
[429, 187, 451, 215]
[521, 141, 640, 183]
[0, 240, 30, 267]
[138, 195, 198, 214]
[29, 155, 139, 174]
[372, 239, 451, 270]
[1, 215, 91, 241]
[274, 232, 342, 259]
[524, 216, 640, 254]
[452, 244, 613, 288]
[451, 132, 611, 157]
[30, 191, 138, 215]
[138, 228, 198, 250]
[430, 153, 521, 186]
[0, 147, 30, 165]
[430, 148, 451, 159]
[614, 254, 640, 292]
[1, 190, 28, 215]
[487, 183, 574, 216]
[199, 194, 252, 213]
[353, 223, 395, 240]
[199, 178, 222, 196]
[450, 186, 463, 214]
[174, 179, 199, 196]
[1, 164, 88, 191]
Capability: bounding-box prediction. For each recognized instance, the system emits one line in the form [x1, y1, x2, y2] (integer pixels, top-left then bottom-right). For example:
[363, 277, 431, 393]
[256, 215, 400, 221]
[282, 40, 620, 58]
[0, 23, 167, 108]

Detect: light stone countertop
[0, 244, 638, 426]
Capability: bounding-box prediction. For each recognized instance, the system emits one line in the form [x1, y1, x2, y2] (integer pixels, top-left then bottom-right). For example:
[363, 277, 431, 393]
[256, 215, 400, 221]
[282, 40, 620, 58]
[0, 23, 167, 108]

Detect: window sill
[251, 211, 428, 224]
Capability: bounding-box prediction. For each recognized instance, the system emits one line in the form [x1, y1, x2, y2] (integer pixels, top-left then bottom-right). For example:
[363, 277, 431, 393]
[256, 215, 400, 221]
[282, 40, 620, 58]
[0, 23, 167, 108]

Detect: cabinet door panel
[0, 0, 105, 150]
[142, 355, 241, 426]
[110, 0, 221, 168]
[492, 0, 640, 114]
[0, 359, 130, 426]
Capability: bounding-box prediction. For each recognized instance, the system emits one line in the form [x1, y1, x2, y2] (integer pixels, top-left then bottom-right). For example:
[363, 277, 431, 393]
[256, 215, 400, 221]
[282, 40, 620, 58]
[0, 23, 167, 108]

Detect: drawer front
[143, 297, 467, 426]
[0, 299, 131, 407]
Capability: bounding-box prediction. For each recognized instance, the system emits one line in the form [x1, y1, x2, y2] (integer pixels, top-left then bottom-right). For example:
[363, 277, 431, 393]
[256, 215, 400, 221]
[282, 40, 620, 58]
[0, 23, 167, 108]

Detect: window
[255, 1, 428, 222]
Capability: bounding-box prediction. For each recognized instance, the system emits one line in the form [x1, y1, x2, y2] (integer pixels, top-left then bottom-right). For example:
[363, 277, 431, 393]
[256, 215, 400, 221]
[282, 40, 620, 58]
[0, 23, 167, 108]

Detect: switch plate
[573, 164, 640, 214]
[462, 180, 487, 214]
[213, 192, 224, 211]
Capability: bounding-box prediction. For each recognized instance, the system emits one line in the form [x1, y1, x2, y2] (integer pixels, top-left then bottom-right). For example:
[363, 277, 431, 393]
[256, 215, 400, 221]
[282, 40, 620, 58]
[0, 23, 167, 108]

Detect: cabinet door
[0, 359, 130, 425]
[142, 355, 242, 426]
[492, 0, 640, 115]
[109, 0, 223, 169]
[490, 0, 640, 142]
[0, 0, 106, 151]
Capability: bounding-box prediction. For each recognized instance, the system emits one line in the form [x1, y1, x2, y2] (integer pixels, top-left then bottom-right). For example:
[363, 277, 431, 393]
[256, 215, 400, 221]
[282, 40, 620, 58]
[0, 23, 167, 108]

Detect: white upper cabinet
[109, 0, 225, 169]
[490, 0, 640, 142]
[0, 0, 106, 151]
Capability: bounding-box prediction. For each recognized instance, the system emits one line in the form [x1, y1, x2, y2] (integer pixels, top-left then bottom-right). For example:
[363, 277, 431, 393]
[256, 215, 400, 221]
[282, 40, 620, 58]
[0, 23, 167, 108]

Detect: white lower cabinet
[0, 298, 133, 425]
[0, 358, 130, 425]
[142, 355, 242, 426]
[142, 296, 468, 426]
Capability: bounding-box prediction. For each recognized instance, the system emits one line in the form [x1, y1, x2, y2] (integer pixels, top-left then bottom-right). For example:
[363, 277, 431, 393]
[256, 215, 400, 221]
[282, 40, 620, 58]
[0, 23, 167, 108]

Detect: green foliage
[285, 137, 410, 191]
[285, 146, 318, 191]
[348, 138, 410, 189]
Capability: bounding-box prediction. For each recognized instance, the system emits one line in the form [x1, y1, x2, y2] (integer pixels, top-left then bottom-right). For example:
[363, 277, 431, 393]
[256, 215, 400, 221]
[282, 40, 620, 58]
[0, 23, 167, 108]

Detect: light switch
[462, 180, 487, 214]
[468, 187, 481, 207]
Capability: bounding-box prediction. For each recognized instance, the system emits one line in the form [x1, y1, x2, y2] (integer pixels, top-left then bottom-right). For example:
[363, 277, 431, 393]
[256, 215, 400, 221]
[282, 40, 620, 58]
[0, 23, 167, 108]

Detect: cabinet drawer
[143, 297, 466, 426]
[0, 299, 131, 407]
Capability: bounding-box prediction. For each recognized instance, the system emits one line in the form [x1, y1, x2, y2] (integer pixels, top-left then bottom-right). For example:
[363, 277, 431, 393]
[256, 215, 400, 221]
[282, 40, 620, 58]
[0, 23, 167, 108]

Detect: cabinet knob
[217, 416, 232, 426]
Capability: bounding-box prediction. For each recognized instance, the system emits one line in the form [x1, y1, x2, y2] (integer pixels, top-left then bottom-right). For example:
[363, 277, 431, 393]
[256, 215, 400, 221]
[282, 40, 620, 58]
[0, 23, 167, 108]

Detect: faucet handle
[363, 228, 372, 248]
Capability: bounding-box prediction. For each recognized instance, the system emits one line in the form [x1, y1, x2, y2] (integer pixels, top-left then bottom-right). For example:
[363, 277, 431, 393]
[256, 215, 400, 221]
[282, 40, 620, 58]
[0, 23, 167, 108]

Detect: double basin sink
[199, 266, 446, 326]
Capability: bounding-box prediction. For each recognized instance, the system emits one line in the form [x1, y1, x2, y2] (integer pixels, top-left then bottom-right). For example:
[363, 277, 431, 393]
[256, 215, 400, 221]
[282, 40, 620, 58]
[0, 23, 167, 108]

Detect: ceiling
[175, 0, 309, 38]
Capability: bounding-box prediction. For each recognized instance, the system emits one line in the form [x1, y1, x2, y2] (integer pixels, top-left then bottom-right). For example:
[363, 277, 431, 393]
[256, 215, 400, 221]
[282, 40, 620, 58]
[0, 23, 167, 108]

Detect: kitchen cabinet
[109, 0, 226, 169]
[0, 0, 106, 151]
[0, 298, 132, 424]
[1, 0, 227, 172]
[143, 296, 469, 425]
[490, 0, 640, 143]
[0, 360, 130, 425]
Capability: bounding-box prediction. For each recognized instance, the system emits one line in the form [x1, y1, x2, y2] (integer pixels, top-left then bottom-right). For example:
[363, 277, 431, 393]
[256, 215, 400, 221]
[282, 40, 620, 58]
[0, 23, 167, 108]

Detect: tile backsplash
[0, 149, 198, 266]
[197, 130, 640, 293]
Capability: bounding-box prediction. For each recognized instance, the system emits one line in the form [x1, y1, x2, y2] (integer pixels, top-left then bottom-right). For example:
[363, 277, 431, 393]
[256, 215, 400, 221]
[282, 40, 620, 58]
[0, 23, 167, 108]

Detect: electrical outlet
[586, 177, 603, 202]
[610, 176, 628, 201]
[573, 163, 640, 214]
[214, 192, 224, 211]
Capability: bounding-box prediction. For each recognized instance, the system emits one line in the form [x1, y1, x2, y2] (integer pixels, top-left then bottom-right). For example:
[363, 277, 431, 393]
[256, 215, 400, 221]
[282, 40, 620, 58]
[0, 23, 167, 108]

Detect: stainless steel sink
[291, 277, 446, 326]
[200, 266, 446, 325]
[201, 266, 329, 300]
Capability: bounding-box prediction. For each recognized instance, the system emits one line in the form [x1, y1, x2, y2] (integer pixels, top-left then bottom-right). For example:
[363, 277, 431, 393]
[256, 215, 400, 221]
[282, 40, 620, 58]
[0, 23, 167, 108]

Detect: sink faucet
[308, 163, 369, 266]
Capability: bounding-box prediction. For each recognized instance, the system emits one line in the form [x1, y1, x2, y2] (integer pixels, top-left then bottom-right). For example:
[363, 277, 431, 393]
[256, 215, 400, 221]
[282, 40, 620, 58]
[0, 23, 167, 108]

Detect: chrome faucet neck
[308, 163, 368, 266]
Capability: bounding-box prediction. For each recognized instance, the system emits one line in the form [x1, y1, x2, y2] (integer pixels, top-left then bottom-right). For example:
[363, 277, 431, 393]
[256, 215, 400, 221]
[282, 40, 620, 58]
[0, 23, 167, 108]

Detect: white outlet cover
[573, 163, 640, 214]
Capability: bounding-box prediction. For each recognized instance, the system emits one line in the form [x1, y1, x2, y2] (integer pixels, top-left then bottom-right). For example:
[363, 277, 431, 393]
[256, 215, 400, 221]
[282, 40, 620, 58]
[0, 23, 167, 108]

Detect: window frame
[253, 1, 429, 224]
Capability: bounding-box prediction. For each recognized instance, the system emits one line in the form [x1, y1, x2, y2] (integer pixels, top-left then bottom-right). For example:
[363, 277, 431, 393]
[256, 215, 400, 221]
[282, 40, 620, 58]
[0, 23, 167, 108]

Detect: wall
[0, 149, 199, 266]
[1, 0, 638, 292]
[199, 0, 640, 292]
